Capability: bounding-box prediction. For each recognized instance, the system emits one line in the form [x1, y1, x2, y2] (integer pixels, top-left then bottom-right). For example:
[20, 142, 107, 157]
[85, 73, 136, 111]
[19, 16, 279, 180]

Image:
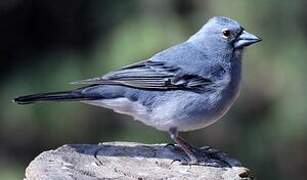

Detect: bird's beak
[234, 30, 262, 48]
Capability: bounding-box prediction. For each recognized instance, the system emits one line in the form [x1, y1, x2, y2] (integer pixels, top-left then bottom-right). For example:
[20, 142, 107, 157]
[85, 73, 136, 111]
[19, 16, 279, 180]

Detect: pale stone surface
[25, 142, 252, 180]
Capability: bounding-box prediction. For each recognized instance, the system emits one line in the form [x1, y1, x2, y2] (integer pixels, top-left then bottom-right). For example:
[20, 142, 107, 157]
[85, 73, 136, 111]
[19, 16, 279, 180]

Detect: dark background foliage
[1, 0, 307, 179]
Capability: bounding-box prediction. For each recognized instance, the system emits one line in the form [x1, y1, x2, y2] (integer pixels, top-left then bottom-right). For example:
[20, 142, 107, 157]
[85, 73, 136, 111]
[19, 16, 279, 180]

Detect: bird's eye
[222, 29, 231, 38]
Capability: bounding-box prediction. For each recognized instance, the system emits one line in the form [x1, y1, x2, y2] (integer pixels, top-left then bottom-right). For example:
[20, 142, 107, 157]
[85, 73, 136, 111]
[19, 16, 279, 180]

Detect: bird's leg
[169, 127, 198, 164]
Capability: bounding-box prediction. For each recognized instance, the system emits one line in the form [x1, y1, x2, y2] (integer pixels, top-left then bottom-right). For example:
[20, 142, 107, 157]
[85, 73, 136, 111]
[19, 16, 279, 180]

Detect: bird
[13, 16, 261, 164]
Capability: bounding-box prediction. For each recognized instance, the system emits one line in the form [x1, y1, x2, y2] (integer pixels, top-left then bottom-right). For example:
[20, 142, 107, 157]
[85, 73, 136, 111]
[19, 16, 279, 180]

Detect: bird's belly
[82, 85, 240, 132]
[83, 98, 172, 130]
[142, 89, 240, 132]
[162, 85, 241, 132]
[82, 96, 213, 132]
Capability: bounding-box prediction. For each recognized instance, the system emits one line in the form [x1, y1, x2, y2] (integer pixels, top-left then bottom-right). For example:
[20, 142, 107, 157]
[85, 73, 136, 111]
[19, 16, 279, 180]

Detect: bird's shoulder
[151, 42, 226, 80]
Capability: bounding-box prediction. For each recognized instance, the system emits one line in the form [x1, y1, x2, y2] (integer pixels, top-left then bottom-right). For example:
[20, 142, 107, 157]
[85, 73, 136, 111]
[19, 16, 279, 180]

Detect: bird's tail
[13, 90, 92, 105]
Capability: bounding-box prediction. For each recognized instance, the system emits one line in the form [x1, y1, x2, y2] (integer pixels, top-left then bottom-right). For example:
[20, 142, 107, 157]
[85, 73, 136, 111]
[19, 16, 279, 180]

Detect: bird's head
[188, 16, 261, 52]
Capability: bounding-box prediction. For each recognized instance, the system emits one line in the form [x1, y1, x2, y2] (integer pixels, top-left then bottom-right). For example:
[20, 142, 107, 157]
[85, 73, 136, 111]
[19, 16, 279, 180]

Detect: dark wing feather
[71, 60, 213, 90]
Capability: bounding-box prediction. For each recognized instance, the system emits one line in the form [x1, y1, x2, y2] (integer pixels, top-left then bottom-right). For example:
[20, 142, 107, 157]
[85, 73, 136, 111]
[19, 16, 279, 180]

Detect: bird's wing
[71, 60, 214, 90]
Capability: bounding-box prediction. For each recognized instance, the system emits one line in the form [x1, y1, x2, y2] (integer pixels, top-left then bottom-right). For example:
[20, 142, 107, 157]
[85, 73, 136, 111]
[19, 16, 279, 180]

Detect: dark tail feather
[13, 90, 92, 105]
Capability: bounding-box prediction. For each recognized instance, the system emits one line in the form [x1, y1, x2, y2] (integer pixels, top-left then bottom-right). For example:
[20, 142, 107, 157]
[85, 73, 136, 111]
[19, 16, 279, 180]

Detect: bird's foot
[165, 144, 241, 167]
[165, 144, 201, 165]
[197, 146, 242, 167]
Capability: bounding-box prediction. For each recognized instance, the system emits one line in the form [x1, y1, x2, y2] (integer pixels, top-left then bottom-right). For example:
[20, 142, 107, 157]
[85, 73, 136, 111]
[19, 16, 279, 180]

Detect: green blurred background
[1, 0, 307, 179]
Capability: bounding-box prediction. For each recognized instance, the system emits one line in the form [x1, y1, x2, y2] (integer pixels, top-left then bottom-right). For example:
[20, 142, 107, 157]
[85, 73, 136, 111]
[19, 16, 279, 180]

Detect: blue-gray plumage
[13, 16, 261, 164]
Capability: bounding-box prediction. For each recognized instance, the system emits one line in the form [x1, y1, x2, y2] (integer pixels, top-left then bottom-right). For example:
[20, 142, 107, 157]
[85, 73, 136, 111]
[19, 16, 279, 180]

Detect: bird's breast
[213, 60, 242, 118]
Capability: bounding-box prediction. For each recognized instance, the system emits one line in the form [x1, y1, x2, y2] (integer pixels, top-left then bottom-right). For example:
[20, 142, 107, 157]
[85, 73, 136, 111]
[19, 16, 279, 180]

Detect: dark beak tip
[234, 30, 262, 48]
[255, 36, 262, 42]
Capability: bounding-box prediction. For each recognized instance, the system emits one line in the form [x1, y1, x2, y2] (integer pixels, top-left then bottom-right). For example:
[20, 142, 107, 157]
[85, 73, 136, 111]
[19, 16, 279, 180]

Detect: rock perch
[24, 142, 252, 180]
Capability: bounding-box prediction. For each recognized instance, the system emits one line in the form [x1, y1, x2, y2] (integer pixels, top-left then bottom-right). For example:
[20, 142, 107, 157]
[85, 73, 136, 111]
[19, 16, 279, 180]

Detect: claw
[164, 143, 176, 149]
[170, 158, 182, 165]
